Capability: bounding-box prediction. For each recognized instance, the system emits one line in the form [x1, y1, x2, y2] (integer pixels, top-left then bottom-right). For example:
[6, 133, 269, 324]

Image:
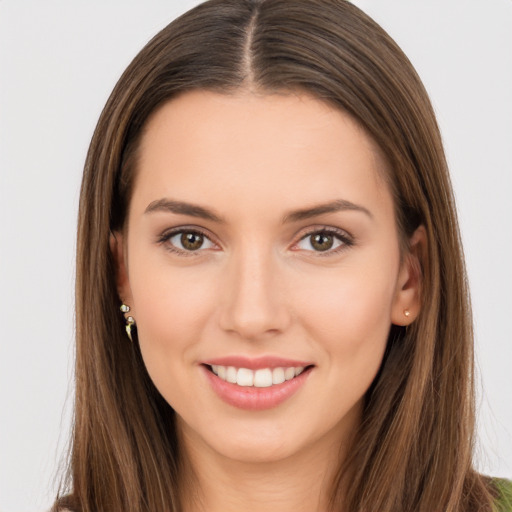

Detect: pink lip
[201, 363, 313, 411]
[202, 355, 312, 370]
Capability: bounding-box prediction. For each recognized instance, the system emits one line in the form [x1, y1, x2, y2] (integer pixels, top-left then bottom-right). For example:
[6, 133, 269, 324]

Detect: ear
[391, 225, 427, 326]
[109, 231, 133, 307]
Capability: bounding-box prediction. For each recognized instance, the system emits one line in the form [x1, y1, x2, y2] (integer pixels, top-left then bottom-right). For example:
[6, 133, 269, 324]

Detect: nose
[218, 247, 291, 341]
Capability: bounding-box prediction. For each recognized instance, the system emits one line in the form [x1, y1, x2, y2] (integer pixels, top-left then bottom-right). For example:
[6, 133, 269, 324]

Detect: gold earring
[120, 304, 135, 342]
[404, 309, 411, 318]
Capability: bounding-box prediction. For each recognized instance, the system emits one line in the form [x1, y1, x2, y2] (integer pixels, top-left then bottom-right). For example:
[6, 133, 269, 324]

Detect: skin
[112, 90, 423, 512]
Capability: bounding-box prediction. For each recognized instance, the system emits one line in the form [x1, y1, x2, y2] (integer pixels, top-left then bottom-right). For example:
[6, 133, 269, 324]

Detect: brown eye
[181, 232, 204, 251]
[310, 233, 334, 251]
[295, 229, 351, 254]
[164, 229, 216, 253]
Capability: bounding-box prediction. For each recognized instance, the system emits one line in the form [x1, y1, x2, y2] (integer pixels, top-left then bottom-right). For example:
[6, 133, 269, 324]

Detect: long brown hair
[57, 0, 496, 510]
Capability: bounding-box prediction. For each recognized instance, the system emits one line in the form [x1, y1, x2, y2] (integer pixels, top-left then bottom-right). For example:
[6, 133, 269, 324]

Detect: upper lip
[202, 355, 313, 370]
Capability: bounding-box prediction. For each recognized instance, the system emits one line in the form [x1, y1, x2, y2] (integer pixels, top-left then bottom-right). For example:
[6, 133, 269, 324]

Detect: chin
[208, 431, 308, 464]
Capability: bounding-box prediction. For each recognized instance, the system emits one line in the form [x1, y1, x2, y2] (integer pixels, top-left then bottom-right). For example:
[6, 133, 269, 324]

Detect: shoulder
[47, 494, 77, 512]
[494, 478, 512, 511]
[46, 501, 75, 512]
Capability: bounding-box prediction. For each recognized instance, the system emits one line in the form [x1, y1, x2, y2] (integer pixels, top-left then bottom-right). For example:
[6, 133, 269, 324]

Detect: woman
[54, 0, 511, 510]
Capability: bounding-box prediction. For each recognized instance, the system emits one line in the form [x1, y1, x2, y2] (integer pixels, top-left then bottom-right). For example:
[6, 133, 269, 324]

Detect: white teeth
[210, 365, 306, 387]
[237, 368, 254, 387]
[254, 368, 273, 388]
[272, 367, 285, 385]
[284, 367, 295, 381]
[226, 366, 237, 384]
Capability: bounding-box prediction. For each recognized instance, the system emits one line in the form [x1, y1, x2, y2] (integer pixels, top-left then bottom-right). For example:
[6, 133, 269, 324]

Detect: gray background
[1, 1, 511, 510]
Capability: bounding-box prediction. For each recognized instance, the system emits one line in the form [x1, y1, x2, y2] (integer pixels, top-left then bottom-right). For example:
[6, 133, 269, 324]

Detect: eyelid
[291, 225, 354, 255]
[157, 225, 220, 256]
[157, 224, 354, 257]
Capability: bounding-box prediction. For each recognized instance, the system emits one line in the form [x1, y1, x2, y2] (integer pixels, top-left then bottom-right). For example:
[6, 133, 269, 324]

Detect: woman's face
[114, 90, 420, 465]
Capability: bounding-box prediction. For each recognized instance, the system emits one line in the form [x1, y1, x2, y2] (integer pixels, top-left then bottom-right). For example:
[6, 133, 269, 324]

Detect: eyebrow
[145, 198, 226, 223]
[282, 199, 373, 223]
[144, 198, 372, 223]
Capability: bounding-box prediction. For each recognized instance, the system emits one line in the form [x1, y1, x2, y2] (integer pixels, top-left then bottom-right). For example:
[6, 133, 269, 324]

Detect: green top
[495, 479, 512, 512]
[50, 478, 512, 511]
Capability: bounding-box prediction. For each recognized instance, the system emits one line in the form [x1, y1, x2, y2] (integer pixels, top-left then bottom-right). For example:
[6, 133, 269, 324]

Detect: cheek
[128, 260, 221, 408]
[128, 254, 218, 360]
[129, 243, 213, 344]
[294, 260, 398, 358]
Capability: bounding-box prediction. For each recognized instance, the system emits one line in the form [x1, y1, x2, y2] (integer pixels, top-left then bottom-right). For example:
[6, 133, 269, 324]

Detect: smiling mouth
[205, 364, 312, 388]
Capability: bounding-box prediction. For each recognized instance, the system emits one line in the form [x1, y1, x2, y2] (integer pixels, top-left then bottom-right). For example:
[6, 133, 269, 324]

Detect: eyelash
[157, 226, 354, 258]
[295, 226, 354, 257]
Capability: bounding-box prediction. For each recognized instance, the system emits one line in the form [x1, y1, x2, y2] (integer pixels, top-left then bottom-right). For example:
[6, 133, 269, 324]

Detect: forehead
[132, 90, 393, 222]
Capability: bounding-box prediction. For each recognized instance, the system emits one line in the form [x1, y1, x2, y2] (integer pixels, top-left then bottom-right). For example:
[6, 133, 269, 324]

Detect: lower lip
[202, 365, 312, 411]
